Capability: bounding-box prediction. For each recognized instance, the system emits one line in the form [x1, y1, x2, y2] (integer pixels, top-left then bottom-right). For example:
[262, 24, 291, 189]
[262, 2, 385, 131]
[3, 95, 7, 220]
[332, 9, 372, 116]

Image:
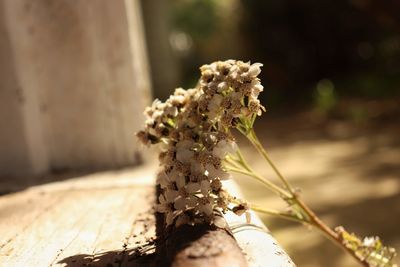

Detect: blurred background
[0, 0, 399, 266]
[142, 1, 400, 266]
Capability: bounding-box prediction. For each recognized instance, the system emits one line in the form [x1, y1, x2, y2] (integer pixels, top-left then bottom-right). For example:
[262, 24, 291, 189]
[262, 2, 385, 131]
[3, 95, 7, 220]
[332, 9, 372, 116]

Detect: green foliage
[348, 105, 369, 124]
[313, 79, 337, 114]
[171, 0, 218, 41]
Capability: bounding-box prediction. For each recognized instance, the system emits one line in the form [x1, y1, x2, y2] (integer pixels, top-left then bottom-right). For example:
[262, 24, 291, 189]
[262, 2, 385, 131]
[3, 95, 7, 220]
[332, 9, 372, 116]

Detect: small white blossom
[196, 196, 214, 216]
[164, 189, 179, 202]
[200, 180, 211, 195]
[185, 182, 201, 194]
[207, 94, 223, 119]
[206, 163, 231, 180]
[217, 82, 229, 93]
[213, 140, 237, 158]
[248, 63, 263, 77]
[175, 175, 186, 189]
[156, 194, 172, 213]
[176, 146, 194, 164]
[362, 236, 377, 247]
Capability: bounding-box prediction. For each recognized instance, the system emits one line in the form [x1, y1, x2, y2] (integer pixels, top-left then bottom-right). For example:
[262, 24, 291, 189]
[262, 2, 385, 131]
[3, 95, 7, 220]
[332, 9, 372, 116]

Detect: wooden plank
[53, 189, 155, 267]
[49, 190, 133, 266]
[0, 190, 64, 249]
[0, 167, 294, 267]
[0, 167, 156, 267]
[1, 190, 104, 266]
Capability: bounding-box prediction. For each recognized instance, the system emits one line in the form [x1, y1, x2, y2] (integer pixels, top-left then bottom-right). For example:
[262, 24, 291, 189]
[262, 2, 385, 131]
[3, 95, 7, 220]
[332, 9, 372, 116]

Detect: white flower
[156, 194, 172, 213]
[248, 63, 263, 77]
[157, 171, 171, 189]
[175, 174, 186, 189]
[174, 195, 197, 211]
[206, 163, 231, 180]
[170, 88, 188, 104]
[196, 196, 214, 216]
[217, 82, 228, 93]
[363, 237, 377, 247]
[148, 127, 159, 137]
[164, 105, 178, 117]
[200, 180, 211, 195]
[230, 91, 243, 101]
[190, 159, 205, 175]
[185, 182, 201, 194]
[252, 83, 264, 98]
[144, 117, 155, 126]
[176, 140, 195, 163]
[139, 60, 267, 227]
[167, 167, 180, 183]
[213, 140, 237, 158]
[164, 189, 179, 202]
[207, 94, 223, 119]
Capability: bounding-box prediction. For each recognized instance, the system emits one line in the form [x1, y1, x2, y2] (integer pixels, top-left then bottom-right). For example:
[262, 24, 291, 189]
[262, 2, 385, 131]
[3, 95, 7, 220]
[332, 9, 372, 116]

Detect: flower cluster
[336, 227, 397, 267]
[198, 60, 265, 132]
[137, 60, 264, 227]
[136, 60, 397, 267]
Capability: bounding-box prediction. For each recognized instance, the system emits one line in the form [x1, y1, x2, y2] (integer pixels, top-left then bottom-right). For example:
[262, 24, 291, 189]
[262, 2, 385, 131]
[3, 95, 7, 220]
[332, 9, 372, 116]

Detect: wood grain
[0, 167, 294, 267]
[0, 167, 157, 267]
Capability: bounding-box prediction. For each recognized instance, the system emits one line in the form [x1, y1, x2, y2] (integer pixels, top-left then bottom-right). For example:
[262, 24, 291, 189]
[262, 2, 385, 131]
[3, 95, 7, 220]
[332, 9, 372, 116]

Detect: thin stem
[225, 166, 291, 198]
[246, 129, 294, 194]
[229, 197, 304, 224]
[224, 156, 244, 170]
[253, 198, 369, 266]
[294, 198, 370, 267]
[235, 149, 252, 172]
[224, 150, 291, 198]
[237, 127, 371, 266]
[250, 205, 306, 224]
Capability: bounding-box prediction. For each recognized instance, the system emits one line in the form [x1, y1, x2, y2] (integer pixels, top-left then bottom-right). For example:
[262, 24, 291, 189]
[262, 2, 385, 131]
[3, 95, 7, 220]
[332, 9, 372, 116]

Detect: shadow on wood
[58, 218, 247, 267]
[56, 184, 247, 267]
[57, 247, 157, 267]
[162, 224, 247, 267]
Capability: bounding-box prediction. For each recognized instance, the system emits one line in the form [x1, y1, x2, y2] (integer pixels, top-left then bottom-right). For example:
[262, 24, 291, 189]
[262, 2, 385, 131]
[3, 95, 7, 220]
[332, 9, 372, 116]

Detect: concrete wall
[0, 0, 151, 178]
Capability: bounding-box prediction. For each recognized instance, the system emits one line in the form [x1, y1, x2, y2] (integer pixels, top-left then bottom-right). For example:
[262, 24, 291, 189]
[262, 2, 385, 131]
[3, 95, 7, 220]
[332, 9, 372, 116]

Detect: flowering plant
[137, 60, 397, 267]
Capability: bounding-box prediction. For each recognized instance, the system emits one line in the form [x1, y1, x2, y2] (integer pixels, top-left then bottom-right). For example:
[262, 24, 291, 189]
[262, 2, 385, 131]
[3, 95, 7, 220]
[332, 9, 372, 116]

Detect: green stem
[294, 198, 370, 266]
[224, 156, 244, 170]
[225, 166, 290, 198]
[251, 193, 370, 266]
[237, 126, 370, 266]
[250, 205, 307, 224]
[246, 128, 295, 194]
[235, 149, 252, 172]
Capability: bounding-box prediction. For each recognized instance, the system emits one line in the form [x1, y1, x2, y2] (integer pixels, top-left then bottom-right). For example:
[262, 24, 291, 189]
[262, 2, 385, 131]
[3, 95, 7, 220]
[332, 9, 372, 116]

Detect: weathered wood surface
[0, 167, 294, 267]
[0, 167, 156, 267]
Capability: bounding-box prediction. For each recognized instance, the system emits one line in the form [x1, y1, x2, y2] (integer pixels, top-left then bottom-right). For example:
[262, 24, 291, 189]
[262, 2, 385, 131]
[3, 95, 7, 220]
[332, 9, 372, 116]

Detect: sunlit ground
[235, 108, 400, 267]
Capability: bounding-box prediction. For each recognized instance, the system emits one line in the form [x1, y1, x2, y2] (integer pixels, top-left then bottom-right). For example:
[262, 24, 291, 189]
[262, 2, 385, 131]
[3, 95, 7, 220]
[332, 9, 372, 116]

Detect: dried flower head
[137, 60, 397, 267]
[335, 227, 397, 267]
[137, 60, 263, 227]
